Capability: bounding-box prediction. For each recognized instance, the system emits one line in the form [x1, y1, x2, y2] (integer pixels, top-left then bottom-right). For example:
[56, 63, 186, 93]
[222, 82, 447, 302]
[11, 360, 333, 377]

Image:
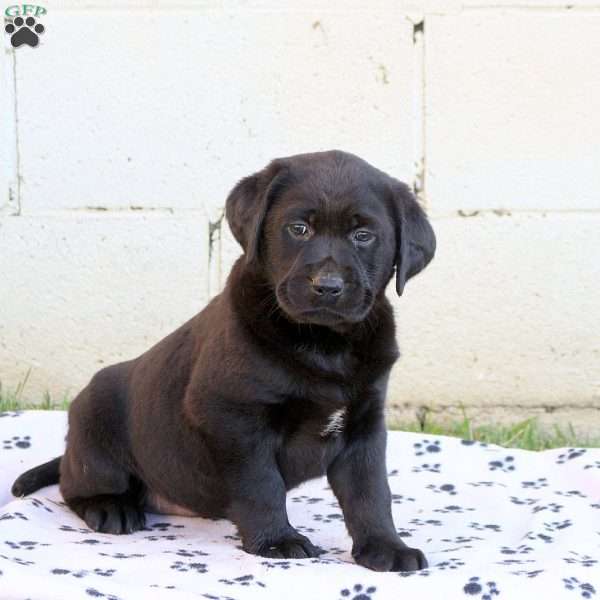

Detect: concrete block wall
[1, 1, 599, 428]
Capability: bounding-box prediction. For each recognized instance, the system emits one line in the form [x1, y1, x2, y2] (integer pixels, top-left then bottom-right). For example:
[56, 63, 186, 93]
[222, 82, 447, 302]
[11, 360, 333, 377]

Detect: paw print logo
[414, 439, 441, 456]
[2, 435, 31, 449]
[5, 16, 45, 48]
[463, 577, 500, 598]
[340, 583, 377, 600]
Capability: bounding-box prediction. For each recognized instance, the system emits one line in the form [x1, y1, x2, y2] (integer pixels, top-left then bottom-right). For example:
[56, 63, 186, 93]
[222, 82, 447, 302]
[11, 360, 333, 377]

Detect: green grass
[1, 376, 597, 450]
[0, 371, 70, 411]
[391, 416, 600, 450]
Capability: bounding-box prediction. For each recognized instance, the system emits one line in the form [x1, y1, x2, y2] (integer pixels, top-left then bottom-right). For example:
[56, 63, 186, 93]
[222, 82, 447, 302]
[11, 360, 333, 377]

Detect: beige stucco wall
[1, 1, 599, 428]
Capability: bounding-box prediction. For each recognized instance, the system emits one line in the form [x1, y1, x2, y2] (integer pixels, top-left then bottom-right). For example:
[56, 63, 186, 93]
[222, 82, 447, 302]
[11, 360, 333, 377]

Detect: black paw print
[313, 513, 343, 524]
[291, 495, 323, 504]
[144, 521, 185, 532]
[521, 478, 547, 490]
[555, 490, 587, 498]
[261, 559, 304, 570]
[3, 435, 31, 449]
[29, 498, 53, 512]
[397, 527, 417, 538]
[412, 463, 441, 474]
[98, 552, 146, 559]
[511, 569, 544, 578]
[440, 535, 484, 545]
[218, 575, 265, 588]
[51, 567, 116, 578]
[524, 531, 553, 544]
[497, 558, 536, 566]
[391, 494, 415, 505]
[500, 544, 533, 555]
[543, 519, 572, 532]
[4, 16, 45, 48]
[166, 548, 208, 558]
[170, 560, 208, 574]
[398, 568, 431, 578]
[340, 583, 377, 599]
[488, 456, 515, 472]
[469, 522, 502, 533]
[468, 481, 506, 488]
[414, 439, 441, 456]
[1, 554, 35, 566]
[564, 577, 596, 598]
[409, 518, 442, 527]
[426, 483, 457, 495]
[0, 512, 28, 521]
[509, 496, 538, 506]
[434, 505, 475, 514]
[83, 588, 120, 600]
[463, 577, 500, 598]
[144, 534, 180, 541]
[461, 439, 488, 447]
[532, 502, 563, 514]
[5, 540, 49, 550]
[60, 525, 91, 533]
[584, 461, 600, 470]
[557, 449, 586, 464]
[436, 557, 465, 570]
[564, 552, 597, 568]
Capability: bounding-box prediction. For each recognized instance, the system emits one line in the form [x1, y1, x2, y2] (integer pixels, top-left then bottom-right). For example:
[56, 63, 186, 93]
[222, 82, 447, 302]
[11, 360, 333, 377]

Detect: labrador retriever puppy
[12, 150, 436, 572]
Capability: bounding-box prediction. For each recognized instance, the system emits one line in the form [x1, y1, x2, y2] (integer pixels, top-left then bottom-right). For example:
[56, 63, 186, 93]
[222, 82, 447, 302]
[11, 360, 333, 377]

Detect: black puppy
[13, 150, 436, 572]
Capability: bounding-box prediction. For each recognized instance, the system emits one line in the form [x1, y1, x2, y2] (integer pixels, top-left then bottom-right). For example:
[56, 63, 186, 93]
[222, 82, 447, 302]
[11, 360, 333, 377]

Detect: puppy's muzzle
[310, 273, 345, 299]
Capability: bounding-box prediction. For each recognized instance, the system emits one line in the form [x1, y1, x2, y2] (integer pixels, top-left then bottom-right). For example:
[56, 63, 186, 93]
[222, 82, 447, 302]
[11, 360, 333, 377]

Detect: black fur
[12, 150, 435, 572]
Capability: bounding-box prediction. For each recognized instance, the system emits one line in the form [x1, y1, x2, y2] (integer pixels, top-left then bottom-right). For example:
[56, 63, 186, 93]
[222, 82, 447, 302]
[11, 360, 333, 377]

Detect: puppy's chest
[274, 399, 348, 440]
[275, 402, 348, 488]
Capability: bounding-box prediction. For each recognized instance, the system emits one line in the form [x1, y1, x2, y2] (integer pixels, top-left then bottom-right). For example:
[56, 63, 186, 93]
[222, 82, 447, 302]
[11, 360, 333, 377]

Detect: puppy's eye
[353, 230, 375, 244]
[287, 223, 310, 239]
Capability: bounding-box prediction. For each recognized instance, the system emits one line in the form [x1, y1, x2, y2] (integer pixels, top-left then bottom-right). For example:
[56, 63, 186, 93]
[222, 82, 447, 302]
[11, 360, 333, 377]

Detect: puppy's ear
[389, 181, 436, 296]
[225, 160, 289, 264]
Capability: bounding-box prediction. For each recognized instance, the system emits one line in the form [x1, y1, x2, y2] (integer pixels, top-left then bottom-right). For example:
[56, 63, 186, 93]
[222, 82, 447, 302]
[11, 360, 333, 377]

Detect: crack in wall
[207, 211, 224, 299]
[409, 16, 426, 205]
[10, 47, 21, 215]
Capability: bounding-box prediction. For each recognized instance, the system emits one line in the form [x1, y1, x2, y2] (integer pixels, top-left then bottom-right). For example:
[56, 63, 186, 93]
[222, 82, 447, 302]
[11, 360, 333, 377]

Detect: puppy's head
[226, 150, 435, 328]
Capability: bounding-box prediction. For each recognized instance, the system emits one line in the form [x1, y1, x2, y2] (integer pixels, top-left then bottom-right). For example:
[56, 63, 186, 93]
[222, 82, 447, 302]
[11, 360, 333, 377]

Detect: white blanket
[1, 411, 598, 599]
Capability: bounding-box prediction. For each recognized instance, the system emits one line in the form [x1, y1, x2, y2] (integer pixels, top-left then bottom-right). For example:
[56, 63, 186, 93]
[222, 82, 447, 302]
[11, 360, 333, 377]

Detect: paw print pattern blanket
[0, 411, 599, 600]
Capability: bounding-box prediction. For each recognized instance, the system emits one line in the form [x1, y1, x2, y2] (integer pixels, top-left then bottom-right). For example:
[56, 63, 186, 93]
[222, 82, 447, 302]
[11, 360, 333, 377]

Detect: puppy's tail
[11, 456, 61, 497]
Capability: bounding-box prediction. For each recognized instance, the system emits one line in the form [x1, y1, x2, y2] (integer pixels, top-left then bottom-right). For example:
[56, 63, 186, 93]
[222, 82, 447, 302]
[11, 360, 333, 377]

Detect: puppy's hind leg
[59, 368, 146, 535]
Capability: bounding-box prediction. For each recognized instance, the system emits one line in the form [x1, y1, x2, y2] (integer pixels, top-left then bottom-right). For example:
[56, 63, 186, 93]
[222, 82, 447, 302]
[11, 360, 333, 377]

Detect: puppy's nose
[311, 274, 344, 297]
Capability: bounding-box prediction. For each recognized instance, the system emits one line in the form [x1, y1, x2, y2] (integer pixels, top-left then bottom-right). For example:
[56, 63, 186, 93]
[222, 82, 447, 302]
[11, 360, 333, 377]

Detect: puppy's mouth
[292, 307, 351, 326]
[275, 283, 374, 327]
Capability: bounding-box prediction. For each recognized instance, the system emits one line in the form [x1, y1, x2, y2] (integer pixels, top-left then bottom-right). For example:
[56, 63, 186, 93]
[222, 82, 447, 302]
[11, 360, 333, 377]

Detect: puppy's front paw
[251, 532, 325, 559]
[353, 540, 427, 572]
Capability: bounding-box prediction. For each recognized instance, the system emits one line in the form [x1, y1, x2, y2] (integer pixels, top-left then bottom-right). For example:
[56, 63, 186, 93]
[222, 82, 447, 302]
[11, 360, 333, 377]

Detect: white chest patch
[320, 408, 346, 437]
